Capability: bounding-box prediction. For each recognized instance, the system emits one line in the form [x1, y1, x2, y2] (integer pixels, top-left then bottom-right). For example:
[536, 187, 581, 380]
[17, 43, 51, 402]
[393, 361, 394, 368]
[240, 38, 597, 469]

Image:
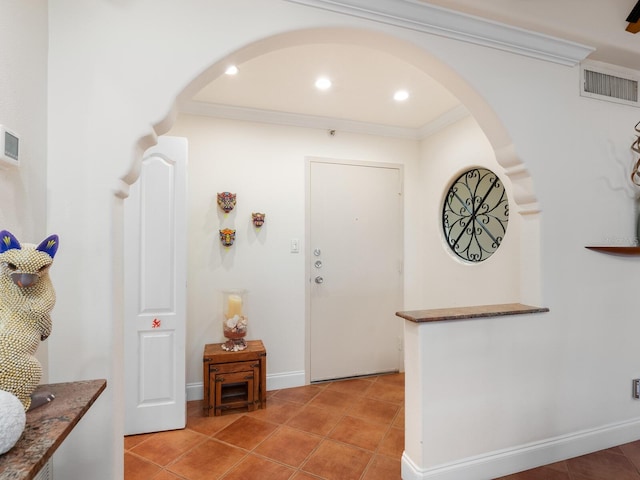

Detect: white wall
[416, 115, 521, 309]
[41, 1, 640, 478]
[167, 114, 420, 390]
[404, 38, 640, 479]
[0, 0, 50, 378]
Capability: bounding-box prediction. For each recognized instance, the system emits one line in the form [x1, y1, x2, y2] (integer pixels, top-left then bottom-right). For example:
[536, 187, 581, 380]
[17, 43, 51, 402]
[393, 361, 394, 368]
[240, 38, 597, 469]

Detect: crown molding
[285, 0, 594, 66]
[417, 104, 470, 138]
[181, 101, 422, 138]
[180, 101, 469, 140]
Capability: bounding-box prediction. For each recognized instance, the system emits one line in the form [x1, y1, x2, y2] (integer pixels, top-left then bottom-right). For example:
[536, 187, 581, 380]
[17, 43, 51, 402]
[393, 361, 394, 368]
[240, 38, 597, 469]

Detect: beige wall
[167, 114, 421, 390]
[35, 1, 640, 478]
[0, 0, 49, 379]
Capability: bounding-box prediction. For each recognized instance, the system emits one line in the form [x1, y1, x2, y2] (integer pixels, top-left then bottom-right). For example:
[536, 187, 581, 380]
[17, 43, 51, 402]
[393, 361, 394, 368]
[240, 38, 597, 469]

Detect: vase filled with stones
[221, 289, 248, 351]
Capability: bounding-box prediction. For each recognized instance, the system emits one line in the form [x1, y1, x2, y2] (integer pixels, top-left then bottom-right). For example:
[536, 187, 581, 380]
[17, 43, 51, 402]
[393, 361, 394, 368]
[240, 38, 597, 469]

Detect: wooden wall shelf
[585, 246, 640, 256]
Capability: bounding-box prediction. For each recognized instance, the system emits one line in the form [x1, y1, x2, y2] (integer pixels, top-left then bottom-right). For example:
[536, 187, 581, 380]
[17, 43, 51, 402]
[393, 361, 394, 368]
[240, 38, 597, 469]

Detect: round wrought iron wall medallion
[442, 167, 509, 262]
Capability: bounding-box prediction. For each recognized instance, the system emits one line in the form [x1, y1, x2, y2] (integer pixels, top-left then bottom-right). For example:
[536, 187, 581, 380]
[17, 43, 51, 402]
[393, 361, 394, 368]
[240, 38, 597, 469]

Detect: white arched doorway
[121, 24, 541, 429]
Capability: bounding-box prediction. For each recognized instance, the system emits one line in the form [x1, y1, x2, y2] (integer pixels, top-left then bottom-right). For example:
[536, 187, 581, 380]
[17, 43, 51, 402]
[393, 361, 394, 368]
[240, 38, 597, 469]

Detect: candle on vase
[227, 294, 243, 318]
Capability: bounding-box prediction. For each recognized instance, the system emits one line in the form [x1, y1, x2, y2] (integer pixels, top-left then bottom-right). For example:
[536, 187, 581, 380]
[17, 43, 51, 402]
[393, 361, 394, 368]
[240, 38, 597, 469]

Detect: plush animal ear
[0, 230, 21, 253]
[36, 234, 59, 259]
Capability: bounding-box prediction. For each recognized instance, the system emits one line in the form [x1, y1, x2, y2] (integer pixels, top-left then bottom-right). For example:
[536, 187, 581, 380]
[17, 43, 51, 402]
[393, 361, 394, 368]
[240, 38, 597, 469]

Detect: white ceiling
[186, 0, 640, 135]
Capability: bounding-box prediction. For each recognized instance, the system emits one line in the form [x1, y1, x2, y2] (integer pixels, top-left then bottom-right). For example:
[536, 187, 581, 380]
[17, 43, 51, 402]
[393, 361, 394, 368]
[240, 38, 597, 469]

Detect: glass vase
[221, 289, 248, 351]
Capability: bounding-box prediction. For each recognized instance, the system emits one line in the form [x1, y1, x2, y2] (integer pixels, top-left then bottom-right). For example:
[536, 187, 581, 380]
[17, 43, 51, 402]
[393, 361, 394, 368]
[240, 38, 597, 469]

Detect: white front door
[124, 136, 188, 435]
[308, 159, 403, 382]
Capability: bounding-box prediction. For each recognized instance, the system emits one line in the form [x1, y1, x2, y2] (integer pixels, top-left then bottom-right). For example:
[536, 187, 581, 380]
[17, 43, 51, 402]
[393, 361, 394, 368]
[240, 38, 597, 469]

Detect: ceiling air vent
[580, 61, 640, 107]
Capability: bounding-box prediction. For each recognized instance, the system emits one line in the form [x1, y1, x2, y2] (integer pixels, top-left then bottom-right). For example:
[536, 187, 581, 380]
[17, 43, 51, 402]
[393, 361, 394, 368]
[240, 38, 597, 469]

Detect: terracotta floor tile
[125, 374, 640, 480]
[130, 428, 205, 466]
[187, 400, 205, 418]
[124, 452, 162, 480]
[221, 454, 296, 480]
[272, 385, 323, 405]
[566, 450, 640, 480]
[124, 433, 154, 450]
[291, 472, 323, 480]
[493, 465, 571, 479]
[620, 440, 640, 471]
[151, 471, 185, 480]
[377, 427, 404, 458]
[286, 405, 342, 436]
[361, 454, 402, 480]
[186, 412, 239, 436]
[544, 461, 569, 473]
[571, 474, 613, 480]
[346, 396, 399, 425]
[328, 416, 387, 451]
[374, 372, 404, 386]
[301, 439, 373, 480]
[392, 406, 404, 429]
[324, 377, 374, 396]
[245, 397, 304, 425]
[254, 425, 322, 467]
[166, 438, 246, 480]
[214, 415, 278, 450]
[308, 389, 354, 414]
[365, 381, 404, 405]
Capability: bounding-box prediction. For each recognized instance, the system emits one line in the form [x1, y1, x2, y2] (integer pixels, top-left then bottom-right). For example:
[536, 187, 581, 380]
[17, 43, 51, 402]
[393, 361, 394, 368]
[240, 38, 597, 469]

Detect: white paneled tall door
[308, 159, 404, 382]
[124, 136, 188, 435]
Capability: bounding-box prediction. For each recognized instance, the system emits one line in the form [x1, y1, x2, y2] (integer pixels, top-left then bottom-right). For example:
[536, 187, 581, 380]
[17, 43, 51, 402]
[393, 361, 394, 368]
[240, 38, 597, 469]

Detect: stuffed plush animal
[0, 230, 59, 412]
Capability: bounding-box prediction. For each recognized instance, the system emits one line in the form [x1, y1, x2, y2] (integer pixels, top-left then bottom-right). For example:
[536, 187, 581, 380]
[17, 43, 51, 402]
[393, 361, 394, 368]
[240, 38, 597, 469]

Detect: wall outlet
[633, 379, 640, 399]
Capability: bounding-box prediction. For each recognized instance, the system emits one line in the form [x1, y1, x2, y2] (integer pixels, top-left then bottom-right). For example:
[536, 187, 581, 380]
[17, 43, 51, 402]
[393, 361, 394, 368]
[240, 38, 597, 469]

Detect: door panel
[124, 136, 187, 435]
[309, 159, 403, 382]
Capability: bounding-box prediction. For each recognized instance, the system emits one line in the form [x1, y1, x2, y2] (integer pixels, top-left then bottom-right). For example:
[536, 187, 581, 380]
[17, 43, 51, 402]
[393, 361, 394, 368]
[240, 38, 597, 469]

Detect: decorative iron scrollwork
[442, 167, 509, 262]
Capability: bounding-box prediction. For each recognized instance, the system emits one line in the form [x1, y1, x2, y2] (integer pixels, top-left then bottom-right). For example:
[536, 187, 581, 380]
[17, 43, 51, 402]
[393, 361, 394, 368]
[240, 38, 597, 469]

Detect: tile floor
[125, 372, 640, 480]
[125, 373, 404, 480]
[494, 442, 640, 480]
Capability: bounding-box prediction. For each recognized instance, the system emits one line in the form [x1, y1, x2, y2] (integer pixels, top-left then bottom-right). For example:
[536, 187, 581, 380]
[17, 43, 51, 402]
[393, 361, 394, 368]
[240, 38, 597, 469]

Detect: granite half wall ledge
[396, 303, 549, 323]
[0, 379, 107, 480]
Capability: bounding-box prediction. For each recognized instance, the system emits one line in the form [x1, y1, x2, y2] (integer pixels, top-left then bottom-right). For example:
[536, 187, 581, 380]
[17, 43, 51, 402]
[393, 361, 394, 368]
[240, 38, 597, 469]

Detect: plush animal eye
[5, 263, 17, 271]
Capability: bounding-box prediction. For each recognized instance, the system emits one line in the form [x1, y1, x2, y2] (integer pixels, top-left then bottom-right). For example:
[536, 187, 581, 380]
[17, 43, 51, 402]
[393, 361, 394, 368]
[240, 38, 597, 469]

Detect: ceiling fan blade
[626, 0, 640, 33]
[627, 0, 640, 22]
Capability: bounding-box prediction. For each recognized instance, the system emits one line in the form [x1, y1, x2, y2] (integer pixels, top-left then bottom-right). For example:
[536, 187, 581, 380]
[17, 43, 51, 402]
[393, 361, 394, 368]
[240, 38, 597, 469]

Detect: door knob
[314, 276, 324, 284]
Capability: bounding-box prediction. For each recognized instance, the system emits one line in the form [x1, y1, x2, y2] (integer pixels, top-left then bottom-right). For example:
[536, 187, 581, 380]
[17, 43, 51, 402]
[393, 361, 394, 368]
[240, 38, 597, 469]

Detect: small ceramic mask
[251, 212, 266, 228]
[219, 228, 236, 247]
[217, 192, 237, 213]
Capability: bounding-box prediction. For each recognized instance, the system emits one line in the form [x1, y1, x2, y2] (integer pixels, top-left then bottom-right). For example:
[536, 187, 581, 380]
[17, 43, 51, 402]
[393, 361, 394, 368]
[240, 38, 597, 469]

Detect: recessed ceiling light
[394, 90, 409, 101]
[225, 65, 239, 75]
[315, 77, 332, 90]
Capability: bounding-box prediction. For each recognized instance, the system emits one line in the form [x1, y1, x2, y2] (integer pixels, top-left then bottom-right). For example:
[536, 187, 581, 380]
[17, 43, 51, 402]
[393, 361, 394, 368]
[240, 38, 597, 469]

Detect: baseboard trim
[402, 416, 640, 480]
[186, 382, 204, 402]
[266, 370, 306, 391]
[185, 370, 306, 401]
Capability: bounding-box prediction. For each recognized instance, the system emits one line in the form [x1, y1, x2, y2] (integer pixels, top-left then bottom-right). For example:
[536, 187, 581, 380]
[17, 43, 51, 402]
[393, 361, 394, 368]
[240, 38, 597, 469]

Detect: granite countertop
[396, 303, 549, 323]
[0, 379, 107, 480]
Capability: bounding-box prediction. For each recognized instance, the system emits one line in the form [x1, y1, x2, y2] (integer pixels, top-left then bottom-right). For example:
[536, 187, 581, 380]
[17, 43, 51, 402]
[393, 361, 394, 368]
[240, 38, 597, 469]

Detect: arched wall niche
[123, 26, 541, 301]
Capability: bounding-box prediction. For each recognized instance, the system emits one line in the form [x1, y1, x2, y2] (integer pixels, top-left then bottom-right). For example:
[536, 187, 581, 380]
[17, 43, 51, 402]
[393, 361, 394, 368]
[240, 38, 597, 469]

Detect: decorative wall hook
[219, 228, 236, 247]
[217, 192, 237, 213]
[251, 212, 266, 228]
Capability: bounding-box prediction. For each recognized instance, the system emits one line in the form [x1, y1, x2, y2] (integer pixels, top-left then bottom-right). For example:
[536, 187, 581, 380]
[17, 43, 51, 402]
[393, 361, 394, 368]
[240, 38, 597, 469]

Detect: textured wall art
[217, 192, 236, 213]
[251, 212, 266, 228]
[219, 228, 236, 247]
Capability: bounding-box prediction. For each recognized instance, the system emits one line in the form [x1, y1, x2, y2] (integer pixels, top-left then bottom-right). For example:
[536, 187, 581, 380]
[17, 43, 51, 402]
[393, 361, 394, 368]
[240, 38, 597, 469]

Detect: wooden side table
[203, 339, 267, 416]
